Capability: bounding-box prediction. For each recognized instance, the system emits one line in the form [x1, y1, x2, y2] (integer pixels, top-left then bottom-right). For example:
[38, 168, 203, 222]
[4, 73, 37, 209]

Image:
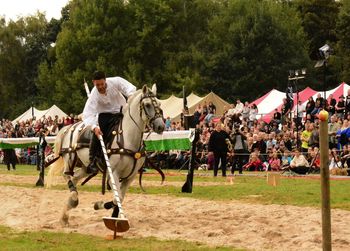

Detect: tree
[296, 0, 339, 60]
[0, 14, 50, 118]
[37, 0, 135, 113]
[201, 0, 310, 102]
[336, 0, 350, 82]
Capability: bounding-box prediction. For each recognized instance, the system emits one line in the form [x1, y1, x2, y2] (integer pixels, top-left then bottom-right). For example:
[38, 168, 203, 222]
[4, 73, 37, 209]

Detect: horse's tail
[46, 127, 66, 188]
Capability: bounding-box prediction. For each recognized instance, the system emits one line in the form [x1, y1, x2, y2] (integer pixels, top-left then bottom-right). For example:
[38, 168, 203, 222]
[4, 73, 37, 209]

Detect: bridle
[128, 91, 163, 133]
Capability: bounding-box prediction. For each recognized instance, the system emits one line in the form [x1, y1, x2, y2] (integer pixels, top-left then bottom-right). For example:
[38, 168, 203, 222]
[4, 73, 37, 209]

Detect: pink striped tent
[250, 82, 349, 123]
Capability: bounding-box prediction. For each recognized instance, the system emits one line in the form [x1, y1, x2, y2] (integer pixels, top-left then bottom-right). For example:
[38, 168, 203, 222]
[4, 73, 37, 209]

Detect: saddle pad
[77, 125, 93, 146]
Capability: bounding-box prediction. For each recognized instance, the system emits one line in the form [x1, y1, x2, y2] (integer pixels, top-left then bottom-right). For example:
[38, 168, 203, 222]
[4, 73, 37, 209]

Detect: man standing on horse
[83, 71, 136, 174]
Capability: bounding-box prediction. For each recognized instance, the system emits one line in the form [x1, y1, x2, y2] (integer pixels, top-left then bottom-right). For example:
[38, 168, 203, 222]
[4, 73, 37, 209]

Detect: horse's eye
[145, 103, 151, 109]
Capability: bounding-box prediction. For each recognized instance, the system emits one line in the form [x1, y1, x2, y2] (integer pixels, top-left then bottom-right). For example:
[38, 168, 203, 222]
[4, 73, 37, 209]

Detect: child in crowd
[268, 152, 281, 171]
[281, 150, 292, 169]
[243, 152, 264, 171]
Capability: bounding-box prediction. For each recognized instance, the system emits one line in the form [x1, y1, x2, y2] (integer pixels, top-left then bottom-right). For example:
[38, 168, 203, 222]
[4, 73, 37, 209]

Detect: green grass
[0, 225, 239, 251]
[0, 164, 39, 175]
[129, 176, 350, 210]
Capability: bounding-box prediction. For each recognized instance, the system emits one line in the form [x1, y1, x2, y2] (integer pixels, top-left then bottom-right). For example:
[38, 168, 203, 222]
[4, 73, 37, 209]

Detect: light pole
[288, 68, 306, 149]
[315, 44, 332, 107]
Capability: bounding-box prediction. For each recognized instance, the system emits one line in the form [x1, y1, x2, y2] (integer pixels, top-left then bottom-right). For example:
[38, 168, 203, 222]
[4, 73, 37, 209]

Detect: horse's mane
[127, 89, 143, 104]
[123, 87, 154, 114]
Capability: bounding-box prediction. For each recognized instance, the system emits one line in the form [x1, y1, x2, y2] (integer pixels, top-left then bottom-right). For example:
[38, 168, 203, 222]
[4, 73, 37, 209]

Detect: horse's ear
[151, 83, 157, 95]
[142, 84, 148, 94]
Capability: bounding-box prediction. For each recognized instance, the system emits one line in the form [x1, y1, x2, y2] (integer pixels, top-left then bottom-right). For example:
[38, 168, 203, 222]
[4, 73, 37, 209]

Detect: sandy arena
[1, 174, 350, 250]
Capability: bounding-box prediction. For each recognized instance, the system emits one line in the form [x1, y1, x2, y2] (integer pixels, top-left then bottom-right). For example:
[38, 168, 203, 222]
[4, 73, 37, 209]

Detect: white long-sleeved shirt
[82, 77, 136, 129]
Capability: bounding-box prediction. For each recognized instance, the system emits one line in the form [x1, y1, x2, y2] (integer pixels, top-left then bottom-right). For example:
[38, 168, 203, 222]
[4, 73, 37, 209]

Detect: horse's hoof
[68, 191, 79, 208]
[60, 215, 69, 227]
[94, 201, 104, 210]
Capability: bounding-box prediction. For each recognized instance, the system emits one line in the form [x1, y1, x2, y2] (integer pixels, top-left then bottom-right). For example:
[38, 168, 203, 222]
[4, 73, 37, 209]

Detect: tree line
[0, 0, 349, 119]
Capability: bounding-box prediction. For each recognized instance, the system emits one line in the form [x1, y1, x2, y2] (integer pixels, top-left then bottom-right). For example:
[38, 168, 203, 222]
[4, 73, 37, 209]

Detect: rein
[128, 92, 163, 134]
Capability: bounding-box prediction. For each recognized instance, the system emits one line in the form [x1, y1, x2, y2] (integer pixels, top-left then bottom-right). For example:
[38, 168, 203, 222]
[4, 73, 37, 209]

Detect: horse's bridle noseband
[140, 93, 163, 127]
[128, 91, 163, 133]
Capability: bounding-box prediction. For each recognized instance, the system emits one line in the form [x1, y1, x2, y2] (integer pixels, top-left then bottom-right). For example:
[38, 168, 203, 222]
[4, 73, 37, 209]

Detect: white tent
[250, 82, 350, 122]
[12, 105, 68, 124]
[160, 92, 230, 121]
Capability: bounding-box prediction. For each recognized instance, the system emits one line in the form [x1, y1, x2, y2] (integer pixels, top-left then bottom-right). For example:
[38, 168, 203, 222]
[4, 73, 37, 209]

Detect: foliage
[0, 0, 348, 117]
[336, 0, 350, 83]
[201, 0, 310, 101]
[295, 0, 340, 90]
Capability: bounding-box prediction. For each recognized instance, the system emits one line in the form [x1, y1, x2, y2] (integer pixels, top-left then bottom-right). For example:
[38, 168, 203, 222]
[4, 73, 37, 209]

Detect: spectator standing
[305, 96, 315, 117]
[281, 98, 291, 125]
[301, 123, 313, 153]
[272, 108, 282, 125]
[231, 126, 247, 174]
[327, 94, 336, 117]
[294, 100, 305, 129]
[234, 99, 244, 114]
[249, 104, 258, 127]
[242, 102, 250, 121]
[336, 95, 345, 119]
[208, 123, 230, 177]
[165, 117, 171, 131]
[346, 89, 350, 117]
[328, 115, 340, 149]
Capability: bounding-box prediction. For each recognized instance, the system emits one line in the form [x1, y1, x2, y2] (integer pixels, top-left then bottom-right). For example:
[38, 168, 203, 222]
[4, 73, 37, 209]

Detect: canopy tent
[251, 82, 350, 122]
[160, 92, 231, 121]
[12, 105, 68, 124]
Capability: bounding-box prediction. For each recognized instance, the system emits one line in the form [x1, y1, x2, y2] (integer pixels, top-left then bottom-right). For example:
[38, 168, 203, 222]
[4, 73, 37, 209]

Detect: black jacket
[208, 130, 229, 153]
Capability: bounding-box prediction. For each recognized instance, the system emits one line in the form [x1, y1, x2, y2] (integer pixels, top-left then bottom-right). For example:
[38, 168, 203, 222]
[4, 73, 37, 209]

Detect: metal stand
[36, 132, 47, 187]
[98, 135, 130, 237]
[182, 129, 200, 193]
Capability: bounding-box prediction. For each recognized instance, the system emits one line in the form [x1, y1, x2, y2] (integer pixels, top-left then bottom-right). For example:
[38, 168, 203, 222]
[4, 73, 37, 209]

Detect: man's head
[93, 71, 107, 94]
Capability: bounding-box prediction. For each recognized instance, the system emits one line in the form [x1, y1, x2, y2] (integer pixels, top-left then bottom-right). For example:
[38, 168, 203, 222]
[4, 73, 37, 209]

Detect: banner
[143, 130, 194, 151]
[0, 137, 56, 149]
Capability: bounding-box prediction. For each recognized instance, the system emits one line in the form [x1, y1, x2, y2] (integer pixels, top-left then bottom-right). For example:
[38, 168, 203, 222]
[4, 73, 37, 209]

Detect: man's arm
[107, 77, 136, 97]
[82, 92, 98, 131]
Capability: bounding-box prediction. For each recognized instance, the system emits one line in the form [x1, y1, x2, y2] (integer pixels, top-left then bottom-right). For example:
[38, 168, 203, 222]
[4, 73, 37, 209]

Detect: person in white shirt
[289, 148, 309, 174]
[234, 99, 244, 114]
[83, 71, 136, 174]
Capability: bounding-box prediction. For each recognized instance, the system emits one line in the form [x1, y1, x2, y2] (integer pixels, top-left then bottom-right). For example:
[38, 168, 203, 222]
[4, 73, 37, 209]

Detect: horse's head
[140, 84, 165, 134]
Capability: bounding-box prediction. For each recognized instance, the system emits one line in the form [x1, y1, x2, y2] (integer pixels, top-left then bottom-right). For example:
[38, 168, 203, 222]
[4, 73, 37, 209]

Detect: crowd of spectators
[2, 90, 350, 177]
[156, 91, 350, 176]
[0, 115, 78, 167]
[0, 115, 79, 139]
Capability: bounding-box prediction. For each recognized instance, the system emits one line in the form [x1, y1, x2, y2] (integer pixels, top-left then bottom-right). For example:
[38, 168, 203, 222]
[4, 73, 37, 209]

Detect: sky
[0, 0, 69, 21]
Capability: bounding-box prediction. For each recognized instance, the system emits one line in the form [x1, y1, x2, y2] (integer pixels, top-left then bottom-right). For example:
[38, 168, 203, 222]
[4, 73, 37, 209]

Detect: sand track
[1, 175, 350, 250]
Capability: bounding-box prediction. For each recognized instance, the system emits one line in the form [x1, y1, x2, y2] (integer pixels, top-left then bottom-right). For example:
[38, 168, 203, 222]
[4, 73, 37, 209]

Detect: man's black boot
[87, 158, 98, 174]
[87, 134, 99, 174]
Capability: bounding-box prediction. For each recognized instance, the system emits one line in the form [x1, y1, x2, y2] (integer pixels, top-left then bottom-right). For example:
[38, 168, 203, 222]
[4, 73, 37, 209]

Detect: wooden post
[319, 110, 332, 251]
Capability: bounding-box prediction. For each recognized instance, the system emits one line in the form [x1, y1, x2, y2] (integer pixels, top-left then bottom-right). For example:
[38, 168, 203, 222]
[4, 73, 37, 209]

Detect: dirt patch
[1, 184, 350, 250]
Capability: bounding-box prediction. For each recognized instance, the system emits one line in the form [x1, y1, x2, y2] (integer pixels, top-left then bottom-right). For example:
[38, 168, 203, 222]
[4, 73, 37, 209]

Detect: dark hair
[93, 71, 106, 80]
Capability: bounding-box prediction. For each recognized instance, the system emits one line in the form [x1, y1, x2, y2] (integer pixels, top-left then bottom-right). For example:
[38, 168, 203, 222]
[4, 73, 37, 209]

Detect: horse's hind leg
[60, 167, 88, 226]
[60, 179, 78, 226]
